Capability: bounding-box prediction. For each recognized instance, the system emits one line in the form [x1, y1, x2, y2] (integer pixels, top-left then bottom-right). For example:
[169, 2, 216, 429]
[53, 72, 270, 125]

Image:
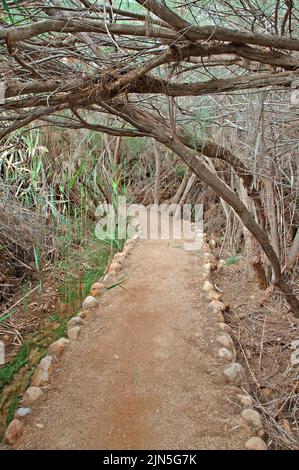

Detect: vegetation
[0, 0, 298, 450]
[0, 0, 297, 310]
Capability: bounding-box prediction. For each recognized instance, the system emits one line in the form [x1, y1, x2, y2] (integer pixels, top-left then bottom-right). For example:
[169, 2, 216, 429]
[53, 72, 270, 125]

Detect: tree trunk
[287, 228, 299, 268]
[174, 173, 196, 219]
[106, 103, 299, 315]
[163, 136, 299, 315]
[251, 255, 269, 289]
[171, 168, 191, 204]
[265, 179, 280, 260]
[153, 141, 161, 205]
[113, 136, 122, 183]
[178, 173, 195, 205]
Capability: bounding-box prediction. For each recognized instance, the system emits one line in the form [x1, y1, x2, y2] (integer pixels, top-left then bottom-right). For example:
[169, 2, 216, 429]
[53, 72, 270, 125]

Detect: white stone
[237, 394, 253, 408]
[68, 316, 84, 329]
[114, 253, 125, 264]
[203, 263, 211, 272]
[82, 295, 98, 310]
[108, 261, 122, 273]
[208, 291, 222, 301]
[48, 337, 70, 358]
[218, 347, 233, 362]
[67, 325, 81, 341]
[209, 239, 216, 248]
[216, 333, 236, 358]
[209, 300, 225, 312]
[31, 356, 54, 387]
[217, 259, 225, 272]
[103, 273, 114, 286]
[22, 387, 44, 406]
[215, 312, 225, 323]
[245, 437, 267, 450]
[90, 282, 106, 297]
[203, 280, 213, 292]
[4, 419, 23, 445]
[14, 407, 31, 419]
[218, 322, 232, 333]
[241, 408, 263, 430]
[223, 362, 247, 385]
[123, 246, 132, 257]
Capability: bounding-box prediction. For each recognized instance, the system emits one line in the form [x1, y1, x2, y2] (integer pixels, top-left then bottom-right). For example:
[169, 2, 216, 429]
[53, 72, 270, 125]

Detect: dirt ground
[213, 257, 299, 450]
[14, 237, 250, 450]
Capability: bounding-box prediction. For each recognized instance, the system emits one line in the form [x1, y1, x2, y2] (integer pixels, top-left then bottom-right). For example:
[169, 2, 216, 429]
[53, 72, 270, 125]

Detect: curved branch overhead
[0, 1, 298, 312]
[1, 2, 298, 105]
[1, 0, 298, 147]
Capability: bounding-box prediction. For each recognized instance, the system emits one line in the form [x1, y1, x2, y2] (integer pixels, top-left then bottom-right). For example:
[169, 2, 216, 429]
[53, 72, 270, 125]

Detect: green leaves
[0, 309, 17, 324]
[1, 0, 14, 24]
[225, 255, 239, 266]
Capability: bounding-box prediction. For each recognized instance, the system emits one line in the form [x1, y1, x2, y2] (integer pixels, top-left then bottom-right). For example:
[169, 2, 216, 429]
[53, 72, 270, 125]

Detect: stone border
[201, 234, 267, 451]
[3, 227, 141, 446]
[4, 228, 266, 449]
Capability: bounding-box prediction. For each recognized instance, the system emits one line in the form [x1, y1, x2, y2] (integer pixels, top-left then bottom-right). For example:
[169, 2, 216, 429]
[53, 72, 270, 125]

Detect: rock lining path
[15, 236, 249, 449]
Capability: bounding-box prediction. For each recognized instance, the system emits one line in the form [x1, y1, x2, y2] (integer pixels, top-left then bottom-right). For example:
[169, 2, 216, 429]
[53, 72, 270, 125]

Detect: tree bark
[111, 102, 299, 314]
[171, 168, 191, 204]
[287, 229, 299, 268]
[113, 136, 122, 184]
[153, 141, 161, 205]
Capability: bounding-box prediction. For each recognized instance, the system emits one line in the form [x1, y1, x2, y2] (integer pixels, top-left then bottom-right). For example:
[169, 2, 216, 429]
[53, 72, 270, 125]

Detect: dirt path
[15, 237, 249, 449]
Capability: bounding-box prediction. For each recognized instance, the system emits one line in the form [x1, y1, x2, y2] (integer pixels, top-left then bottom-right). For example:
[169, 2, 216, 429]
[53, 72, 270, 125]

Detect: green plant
[0, 342, 30, 393]
[225, 255, 240, 266]
[6, 396, 20, 425]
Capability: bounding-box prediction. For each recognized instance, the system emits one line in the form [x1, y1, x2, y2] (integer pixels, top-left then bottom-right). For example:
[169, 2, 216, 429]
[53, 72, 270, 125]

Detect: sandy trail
[15, 236, 248, 449]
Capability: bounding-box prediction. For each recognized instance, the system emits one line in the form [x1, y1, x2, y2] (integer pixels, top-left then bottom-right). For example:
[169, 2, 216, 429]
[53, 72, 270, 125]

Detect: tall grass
[0, 127, 111, 322]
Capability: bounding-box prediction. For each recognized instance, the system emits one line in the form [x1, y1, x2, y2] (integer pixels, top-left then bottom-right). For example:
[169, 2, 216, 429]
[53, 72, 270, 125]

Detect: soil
[0, 238, 114, 438]
[14, 236, 250, 450]
[212, 256, 299, 449]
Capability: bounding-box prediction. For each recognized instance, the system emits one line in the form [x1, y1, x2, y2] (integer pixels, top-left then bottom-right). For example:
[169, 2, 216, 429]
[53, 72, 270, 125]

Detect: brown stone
[90, 282, 106, 297]
[223, 362, 247, 386]
[31, 356, 54, 387]
[78, 311, 87, 319]
[68, 316, 84, 328]
[22, 386, 44, 406]
[82, 295, 98, 310]
[208, 290, 222, 301]
[203, 280, 213, 292]
[218, 322, 232, 333]
[108, 261, 122, 273]
[209, 239, 216, 249]
[102, 273, 114, 286]
[114, 253, 125, 264]
[123, 246, 132, 256]
[67, 325, 81, 341]
[203, 263, 211, 272]
[237, 394, 253, 409]
[241, 408, 263, 430]
[216, 333, 236, 359]
[4, 419, 23, 445]
[209, 300, 225, 312]
[218, 347, 233, 362]
[245, 437, 267, 450]
[216, 312, 225, 323]
[48, 337, 70, 358]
